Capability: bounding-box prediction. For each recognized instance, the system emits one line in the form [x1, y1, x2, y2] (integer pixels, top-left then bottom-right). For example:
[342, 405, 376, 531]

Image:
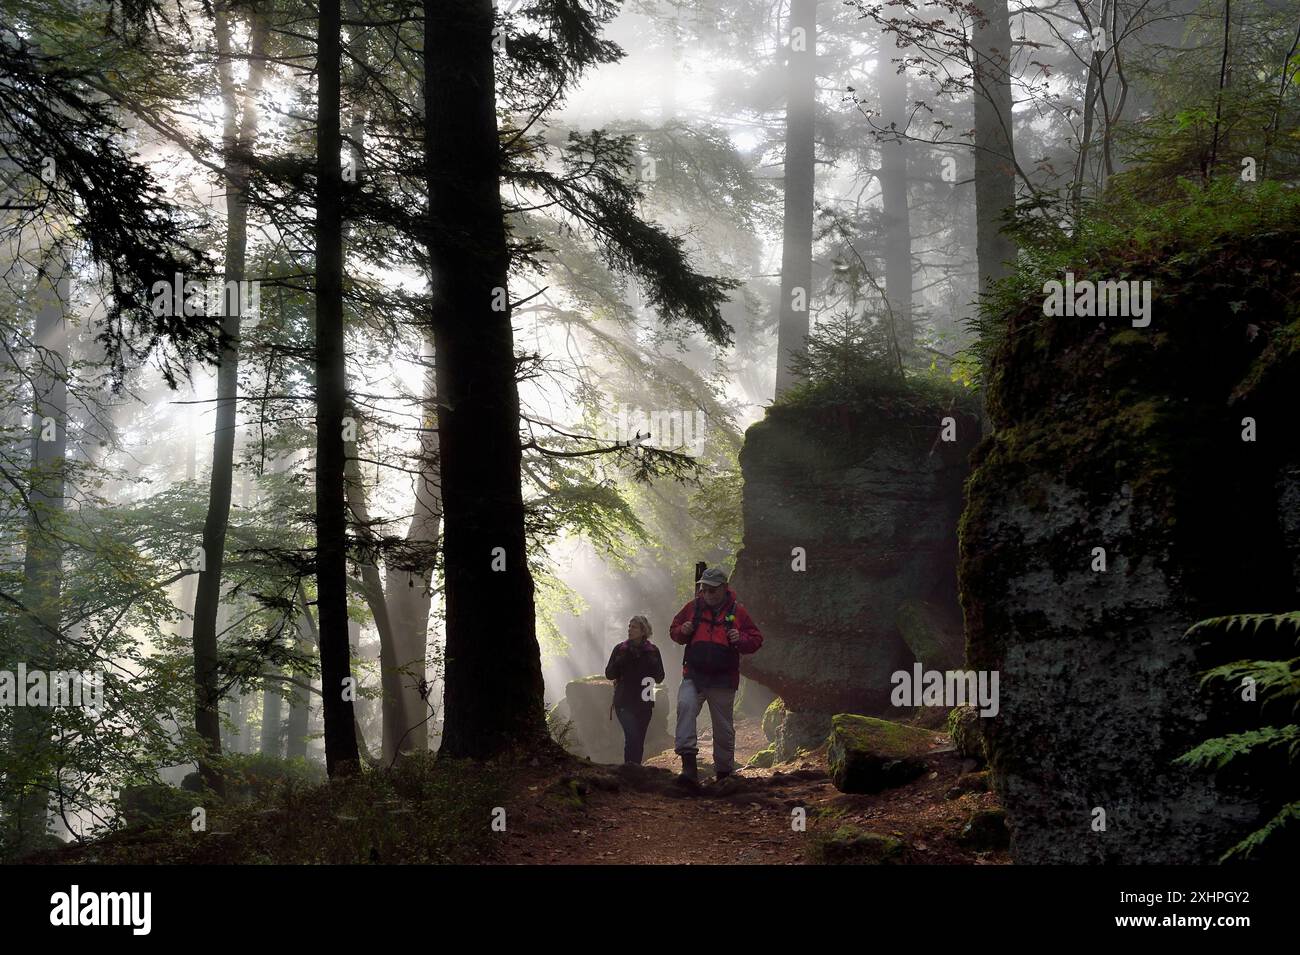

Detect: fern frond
[1175, 724, 1300, 771]
[1221, 801, 1300, 863]
[1186, 612, 1300, 646]
[1197, 657, 1300, 707]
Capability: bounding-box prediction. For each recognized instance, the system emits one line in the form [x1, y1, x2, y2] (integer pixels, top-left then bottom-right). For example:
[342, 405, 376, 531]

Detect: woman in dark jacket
[604, 615, 665, 764]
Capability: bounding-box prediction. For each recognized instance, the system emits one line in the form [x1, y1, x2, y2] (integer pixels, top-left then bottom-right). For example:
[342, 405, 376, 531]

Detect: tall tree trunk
[380, 336, 440, 759]
[192, 4, 269, 792]
[425, 0, 547, 758]
[876, 25, 913, 352]
[285, 583, 316, 760]
[7, 268, 68, 853]
[971, 0, 1018, 295]
[340, 416, 402, 760]
[315, 0, 360, 777]
[775, 0, 817, 398]
[260, 668, 283, 757]
[225, 686, 251, 754]
[342, 346, 440, 764]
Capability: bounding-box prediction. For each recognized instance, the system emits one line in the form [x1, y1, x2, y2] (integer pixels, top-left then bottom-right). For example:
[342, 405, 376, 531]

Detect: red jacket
[669, 588, 762, 689]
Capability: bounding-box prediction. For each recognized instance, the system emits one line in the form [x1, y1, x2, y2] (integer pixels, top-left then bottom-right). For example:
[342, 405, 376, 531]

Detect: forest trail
[495, 717, 1010, 865]
[21, 715, 1009, 866]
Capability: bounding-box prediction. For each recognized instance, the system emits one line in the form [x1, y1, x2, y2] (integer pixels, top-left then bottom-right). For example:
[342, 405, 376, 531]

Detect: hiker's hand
[680, 620, 695, 636]
[727, 628, 740, 645]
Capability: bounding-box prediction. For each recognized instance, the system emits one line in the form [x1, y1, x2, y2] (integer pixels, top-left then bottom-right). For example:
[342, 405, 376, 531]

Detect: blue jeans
[615, 705, 653, 764]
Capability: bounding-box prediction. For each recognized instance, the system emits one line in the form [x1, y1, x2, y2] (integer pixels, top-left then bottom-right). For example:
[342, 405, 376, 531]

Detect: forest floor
[485, 716, 1010, 865]
[24, 715, 1008, 865]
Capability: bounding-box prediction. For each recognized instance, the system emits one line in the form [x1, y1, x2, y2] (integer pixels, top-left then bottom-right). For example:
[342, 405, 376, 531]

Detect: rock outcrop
[946, 704, 986, 764]
[774, 709, 831, 763]
[826, 714, 941, 794]
[563, 676, 673, 764]
[960, 215, 1300, 863]
[732, 383, 979, 718]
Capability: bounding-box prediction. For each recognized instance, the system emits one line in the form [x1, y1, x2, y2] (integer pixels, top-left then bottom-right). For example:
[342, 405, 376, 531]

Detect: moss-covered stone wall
[960, 221, 1300, 862]
[732, 381, 980, 717]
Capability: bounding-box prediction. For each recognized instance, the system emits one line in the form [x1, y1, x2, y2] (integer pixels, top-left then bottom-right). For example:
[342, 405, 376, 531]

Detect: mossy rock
[947, 705, 987, 764]
[896, 599, 965, 671]
[775, 709, 831, 762]
[747, 745, 776, 769]
[826, 714, 936, 794]
[762, 697, 786, 742]
[813, 825, 907, 864]
[945, 770, 991, 800]
[544, 776, 590, 810]
[958, 807, 1010, 850]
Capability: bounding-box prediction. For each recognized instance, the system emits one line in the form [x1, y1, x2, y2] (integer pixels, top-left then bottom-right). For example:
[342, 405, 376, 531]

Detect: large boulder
[896, 598, 965, 671]
[958, 808, 1010, 851]
[761, 698, 786, 742]
[961, 211, 1300, 863]
[731, 384, 979, 715]
[826, 714, 940, 793]
[774, 709, 831, 763]
[947, 704, 987, 764]
[563, 676, 672, 764]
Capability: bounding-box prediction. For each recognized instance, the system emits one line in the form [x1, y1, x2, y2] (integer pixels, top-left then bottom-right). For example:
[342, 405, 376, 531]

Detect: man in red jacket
[669, 566, 763, 783]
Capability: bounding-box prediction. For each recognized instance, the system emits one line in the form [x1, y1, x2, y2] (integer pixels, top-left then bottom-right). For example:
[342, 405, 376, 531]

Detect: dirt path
[495, 717, 1010, 865]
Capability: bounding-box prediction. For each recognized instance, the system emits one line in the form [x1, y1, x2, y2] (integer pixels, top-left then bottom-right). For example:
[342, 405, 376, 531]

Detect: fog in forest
[2, 0, 1297, 873]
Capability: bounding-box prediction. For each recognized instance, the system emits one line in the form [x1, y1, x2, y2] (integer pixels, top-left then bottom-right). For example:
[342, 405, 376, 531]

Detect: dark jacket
[605, 639, 665, 709]
[669, 588, 762, 690]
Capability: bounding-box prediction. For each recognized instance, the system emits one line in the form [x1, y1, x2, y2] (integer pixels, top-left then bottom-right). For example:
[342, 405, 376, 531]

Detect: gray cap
[695, 566, 728, 587]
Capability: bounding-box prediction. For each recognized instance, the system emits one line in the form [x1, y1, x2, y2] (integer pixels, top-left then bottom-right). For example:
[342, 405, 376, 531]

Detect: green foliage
[1117, 1, 1300, 195]
[1178, 612, 1300, 862]
[39, 753, 511, 864]
[544, 702, 578, 751]
[1177, 726, 1300, 773]
[1188, 611, 1300, 645]
[972, 178, 1300, 391]
[787, 310, 899, 393]
[687, 444, 743, 567]
[1216, 801, 1300, 863]
[216, 752, 327, 803]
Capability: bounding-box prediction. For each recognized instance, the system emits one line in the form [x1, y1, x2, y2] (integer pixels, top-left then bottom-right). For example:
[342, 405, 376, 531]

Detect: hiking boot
[676, 751, 698, 784]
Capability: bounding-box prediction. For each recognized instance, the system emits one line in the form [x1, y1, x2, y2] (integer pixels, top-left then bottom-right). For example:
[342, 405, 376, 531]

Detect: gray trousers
[674, 678, 737, 774]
